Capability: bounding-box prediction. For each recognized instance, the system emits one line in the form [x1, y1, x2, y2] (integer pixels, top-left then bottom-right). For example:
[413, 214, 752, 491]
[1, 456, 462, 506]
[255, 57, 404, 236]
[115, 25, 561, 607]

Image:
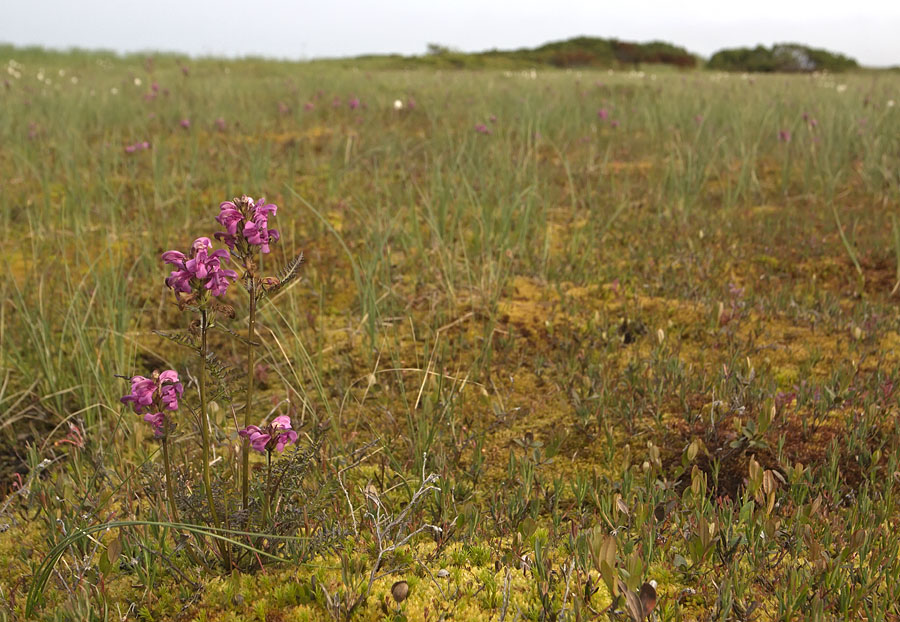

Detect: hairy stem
[264, 450, 272, 525]
[242, 278, 256, 510]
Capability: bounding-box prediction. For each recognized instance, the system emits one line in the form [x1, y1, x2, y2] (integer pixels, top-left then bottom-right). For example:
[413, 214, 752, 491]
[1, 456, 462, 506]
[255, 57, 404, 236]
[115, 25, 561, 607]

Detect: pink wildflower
[121, 370, 184, 438]
[162, 237, 238, 298]
[214, 196, 280, 256]
[239, 415, 298, 453]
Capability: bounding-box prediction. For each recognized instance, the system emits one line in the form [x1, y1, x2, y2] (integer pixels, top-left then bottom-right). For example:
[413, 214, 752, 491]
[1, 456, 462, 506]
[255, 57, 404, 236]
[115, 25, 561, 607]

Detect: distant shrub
[708, 43, 858, 73]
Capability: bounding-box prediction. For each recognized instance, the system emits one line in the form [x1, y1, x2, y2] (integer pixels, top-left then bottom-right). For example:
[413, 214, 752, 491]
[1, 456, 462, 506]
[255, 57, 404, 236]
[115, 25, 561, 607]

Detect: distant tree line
[416, 38, 860, 73]
[708, 43, 858, 73]
[425, 36, 698, 69]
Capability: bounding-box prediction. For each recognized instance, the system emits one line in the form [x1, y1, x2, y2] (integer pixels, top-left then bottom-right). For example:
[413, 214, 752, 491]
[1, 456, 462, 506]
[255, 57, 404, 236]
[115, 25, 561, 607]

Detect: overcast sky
[3, 0, 899, 67]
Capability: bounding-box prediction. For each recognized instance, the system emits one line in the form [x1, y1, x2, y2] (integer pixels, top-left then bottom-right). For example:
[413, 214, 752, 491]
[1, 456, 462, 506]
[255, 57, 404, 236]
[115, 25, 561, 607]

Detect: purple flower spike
[778, 129, 791, 143]
[239, 415, 297, 453]
[162, 237, 237, 299]
[121, 370, 183, 438]
[214, 195, 280, 258]
[239, 425, 271, 453]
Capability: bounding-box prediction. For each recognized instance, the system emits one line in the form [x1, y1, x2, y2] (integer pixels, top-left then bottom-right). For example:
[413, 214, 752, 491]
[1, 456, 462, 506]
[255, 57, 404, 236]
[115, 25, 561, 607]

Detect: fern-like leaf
[211, 323, 260, 347]
[258, 251, 304, 301]
[204, 351, 240, 402]
[153, 330, 199, 353]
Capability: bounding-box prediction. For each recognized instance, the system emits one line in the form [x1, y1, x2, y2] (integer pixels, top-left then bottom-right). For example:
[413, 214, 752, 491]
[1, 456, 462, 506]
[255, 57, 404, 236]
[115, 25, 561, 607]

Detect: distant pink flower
[181, 66, 190, 76]
[304, 102, 314, 111]
[610, 120, 620, 129]
[348, 97, 360, 109]
[474, 123, 491, 135]
[694, 114, 704, 124]
[215, 117, 226, 131]
[278, 102, 290, 115]
[180, 118, 191, 129]
[489, 114, 497, 123]
[778, 129, 791, 142]
[597, 108, 609, 120]
[239, 415, 298, 453]
[406, 97, 416, 110]
[125, 141, 150, 153]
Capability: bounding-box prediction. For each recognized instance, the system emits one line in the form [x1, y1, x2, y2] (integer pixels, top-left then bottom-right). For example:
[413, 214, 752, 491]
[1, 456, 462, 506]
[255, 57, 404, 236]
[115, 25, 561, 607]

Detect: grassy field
[1, 47, 900, 621]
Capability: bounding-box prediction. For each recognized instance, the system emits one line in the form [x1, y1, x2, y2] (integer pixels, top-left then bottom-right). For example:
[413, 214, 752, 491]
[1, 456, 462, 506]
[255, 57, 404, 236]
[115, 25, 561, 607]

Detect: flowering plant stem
[241, 278, 257, 510]
[161, 432, 178, 523]
[264, 449, 272, 525]
[199, 307, 230, 566]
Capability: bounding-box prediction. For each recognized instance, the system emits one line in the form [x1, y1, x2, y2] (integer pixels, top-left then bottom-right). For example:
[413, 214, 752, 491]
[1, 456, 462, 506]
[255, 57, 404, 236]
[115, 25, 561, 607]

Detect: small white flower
[836, 84, 848, 93]
[393, 99, 403, 110]
[134, 77, 142, 86]
[110, 87, 119, 95]
[888, 100, 896, 108]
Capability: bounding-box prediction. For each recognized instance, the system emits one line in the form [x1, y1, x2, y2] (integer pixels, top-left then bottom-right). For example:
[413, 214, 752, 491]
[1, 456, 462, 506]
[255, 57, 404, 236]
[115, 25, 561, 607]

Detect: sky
[3, 0, 900, 67]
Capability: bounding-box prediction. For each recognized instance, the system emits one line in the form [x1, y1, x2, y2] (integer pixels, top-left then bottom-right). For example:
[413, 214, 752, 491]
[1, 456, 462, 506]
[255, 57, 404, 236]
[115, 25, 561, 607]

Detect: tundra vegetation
[1, 45, 900, 621]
